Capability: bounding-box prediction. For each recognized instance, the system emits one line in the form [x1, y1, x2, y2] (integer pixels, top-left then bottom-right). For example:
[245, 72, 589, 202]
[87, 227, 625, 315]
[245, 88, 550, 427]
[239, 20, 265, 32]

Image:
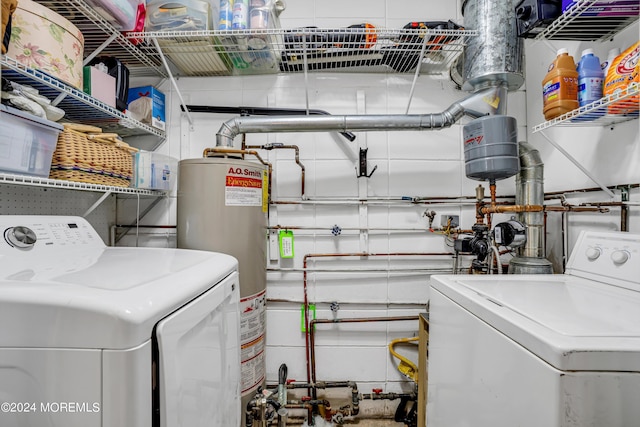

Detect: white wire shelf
[1, 55, 165, 141]
[127, 27, 475, 77]
[536, 0, 639, 41]
[532, 83, 639, 132]
[0, 172, 166, 196]
[37, 0, 165, 78]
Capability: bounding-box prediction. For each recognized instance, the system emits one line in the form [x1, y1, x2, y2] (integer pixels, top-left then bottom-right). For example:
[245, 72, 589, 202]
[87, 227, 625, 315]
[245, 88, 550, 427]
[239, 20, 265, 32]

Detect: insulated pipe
[216, 85, 508, 147]
[278, 364, 288, 406]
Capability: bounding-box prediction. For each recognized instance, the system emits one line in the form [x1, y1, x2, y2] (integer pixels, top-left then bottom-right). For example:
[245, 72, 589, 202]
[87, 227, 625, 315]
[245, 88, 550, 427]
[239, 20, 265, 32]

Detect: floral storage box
[7, 0, 84, 89]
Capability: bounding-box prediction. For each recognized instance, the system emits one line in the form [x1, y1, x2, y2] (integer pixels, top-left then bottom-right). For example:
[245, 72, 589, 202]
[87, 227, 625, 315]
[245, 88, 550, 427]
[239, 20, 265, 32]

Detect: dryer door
[155, 271, 240, 427]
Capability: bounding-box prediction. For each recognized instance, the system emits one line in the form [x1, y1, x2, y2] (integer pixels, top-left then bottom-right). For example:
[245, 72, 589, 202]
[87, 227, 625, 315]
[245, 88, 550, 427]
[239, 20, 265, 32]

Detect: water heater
[177, 157, 268, 424]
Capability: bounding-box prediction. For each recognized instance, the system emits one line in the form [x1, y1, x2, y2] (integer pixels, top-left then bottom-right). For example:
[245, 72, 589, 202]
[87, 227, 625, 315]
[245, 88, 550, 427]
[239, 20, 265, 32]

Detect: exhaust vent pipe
[461, 0, 524, 92]
[509, 142, 553, 274]
[216, 85, 508, 147]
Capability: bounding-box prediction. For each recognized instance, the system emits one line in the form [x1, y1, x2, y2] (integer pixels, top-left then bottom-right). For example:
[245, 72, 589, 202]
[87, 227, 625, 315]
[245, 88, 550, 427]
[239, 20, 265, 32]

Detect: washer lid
[0, 247, 238, 349]
[430, 274, 640, 371]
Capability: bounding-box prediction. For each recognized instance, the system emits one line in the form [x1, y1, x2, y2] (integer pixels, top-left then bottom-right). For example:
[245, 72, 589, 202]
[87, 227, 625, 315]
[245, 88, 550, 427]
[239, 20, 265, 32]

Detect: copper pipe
[544, 206, 610, 212]
[544, 183, 639, 198]
[203, 147, 273, 202]
[580, 201, 625, 206]
[480, 204, 544, 214]
[475, 204, 485, 225]
[487, 182, 498, 229]
[203, 147, 269, 166]
[302, 253, 451, 395]
[246, 144, 306, 197]
[490, 183, 497, 206]
[309, 316, 418, 402]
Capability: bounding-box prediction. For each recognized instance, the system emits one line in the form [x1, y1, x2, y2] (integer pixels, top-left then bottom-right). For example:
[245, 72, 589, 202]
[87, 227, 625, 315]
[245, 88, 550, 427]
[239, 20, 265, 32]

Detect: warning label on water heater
[225, 166, 267, 208]
[240, 290, 266, 395]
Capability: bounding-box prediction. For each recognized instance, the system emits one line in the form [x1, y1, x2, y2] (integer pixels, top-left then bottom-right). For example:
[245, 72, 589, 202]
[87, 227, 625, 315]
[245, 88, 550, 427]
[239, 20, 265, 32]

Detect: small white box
[133, 151, 178, 190]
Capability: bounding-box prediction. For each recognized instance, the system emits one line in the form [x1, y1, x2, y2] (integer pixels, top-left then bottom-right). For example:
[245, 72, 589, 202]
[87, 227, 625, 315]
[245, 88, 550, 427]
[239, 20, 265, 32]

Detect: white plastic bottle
[600, 47, 621, 85]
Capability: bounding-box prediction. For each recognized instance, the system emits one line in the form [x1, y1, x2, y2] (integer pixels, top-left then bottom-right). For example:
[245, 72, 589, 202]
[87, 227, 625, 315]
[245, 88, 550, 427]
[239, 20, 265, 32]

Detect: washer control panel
[0, 216, 104, 254]
[568, 231, 640, 289]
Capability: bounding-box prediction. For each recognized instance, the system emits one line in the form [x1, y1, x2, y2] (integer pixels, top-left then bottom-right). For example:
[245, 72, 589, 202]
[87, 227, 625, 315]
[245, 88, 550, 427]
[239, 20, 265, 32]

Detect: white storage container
[84, 0, 144, 31]
[133, 151, 178, 190]
[145, 0, 214, 31]
[0, 105, 63, 177]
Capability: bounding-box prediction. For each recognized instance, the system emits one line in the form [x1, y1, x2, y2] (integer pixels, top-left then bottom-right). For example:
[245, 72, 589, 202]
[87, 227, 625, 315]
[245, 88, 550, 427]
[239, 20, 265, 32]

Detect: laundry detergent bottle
[601, 47, 621, 81]
[542, 48, 578, 120]
[573, 48, 605, 121]
[577, 48, 604, 107]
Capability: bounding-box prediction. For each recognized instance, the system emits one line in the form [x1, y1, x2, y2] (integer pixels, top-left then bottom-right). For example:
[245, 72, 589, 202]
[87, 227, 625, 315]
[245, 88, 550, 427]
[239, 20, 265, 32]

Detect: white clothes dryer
[0, 215, 241, 427]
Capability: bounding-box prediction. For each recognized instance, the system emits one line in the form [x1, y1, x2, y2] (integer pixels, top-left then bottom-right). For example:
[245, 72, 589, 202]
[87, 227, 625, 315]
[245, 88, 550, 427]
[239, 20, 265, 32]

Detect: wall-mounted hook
[356, 148, 377, 178]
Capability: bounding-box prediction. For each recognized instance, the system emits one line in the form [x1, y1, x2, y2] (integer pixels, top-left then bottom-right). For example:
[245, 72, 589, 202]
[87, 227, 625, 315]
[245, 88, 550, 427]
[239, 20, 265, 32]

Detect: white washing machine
[427, 230, 640, 427]
[0, 215, 241, 427]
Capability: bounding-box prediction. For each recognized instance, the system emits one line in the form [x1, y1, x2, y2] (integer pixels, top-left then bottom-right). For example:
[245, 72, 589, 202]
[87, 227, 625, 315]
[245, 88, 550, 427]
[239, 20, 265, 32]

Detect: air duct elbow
[518, 141, 544, 183]
[217, 119, 242, 147]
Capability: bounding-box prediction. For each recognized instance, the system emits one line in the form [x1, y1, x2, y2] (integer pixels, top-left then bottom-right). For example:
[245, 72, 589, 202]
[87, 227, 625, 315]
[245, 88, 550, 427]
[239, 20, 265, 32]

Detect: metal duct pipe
[461, 0, 524, 91]
[509, 142, 553, 274]
[216, 85, 508, 147]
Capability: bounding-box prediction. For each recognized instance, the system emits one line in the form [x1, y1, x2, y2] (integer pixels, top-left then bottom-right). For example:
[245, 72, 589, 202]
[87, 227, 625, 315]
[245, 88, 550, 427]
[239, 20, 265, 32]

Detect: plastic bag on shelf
[1, 79, 65, 121]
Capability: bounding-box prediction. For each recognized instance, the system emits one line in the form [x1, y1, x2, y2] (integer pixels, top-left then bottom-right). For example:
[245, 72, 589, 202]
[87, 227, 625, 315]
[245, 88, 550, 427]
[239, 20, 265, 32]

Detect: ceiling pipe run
[216, 85, 508, 147]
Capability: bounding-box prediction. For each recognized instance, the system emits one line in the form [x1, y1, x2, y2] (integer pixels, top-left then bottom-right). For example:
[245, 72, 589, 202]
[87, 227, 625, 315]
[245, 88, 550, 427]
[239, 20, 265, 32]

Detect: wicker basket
[49, 124, 135, 187]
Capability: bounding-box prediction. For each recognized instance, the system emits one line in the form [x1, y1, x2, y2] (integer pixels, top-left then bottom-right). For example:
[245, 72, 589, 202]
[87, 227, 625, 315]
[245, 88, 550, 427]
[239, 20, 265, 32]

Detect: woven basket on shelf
[49, 123, 136, 187]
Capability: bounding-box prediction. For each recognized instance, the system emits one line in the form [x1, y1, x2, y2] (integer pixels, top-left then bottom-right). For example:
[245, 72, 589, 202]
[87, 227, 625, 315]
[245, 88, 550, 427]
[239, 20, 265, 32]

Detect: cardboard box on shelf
[127, 86, 166, 131]
[83, 66, 116, 108]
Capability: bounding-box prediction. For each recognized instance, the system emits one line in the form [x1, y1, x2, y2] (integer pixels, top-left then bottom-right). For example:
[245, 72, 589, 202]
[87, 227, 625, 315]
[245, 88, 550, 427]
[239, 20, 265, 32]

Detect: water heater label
[240, 290, 266, 395]
[225, 169, 264, 207]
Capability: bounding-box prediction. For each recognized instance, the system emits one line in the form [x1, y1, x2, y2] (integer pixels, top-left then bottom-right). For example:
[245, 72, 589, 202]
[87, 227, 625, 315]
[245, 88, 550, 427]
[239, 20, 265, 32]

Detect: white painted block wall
[123, 0, 640, 398]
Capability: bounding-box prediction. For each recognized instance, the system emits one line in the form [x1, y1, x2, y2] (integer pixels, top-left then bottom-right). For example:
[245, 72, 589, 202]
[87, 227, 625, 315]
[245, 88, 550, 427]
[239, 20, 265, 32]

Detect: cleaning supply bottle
[601, 47, 620, 83]
[572, 48, 604, 121]
[542, 48, 578, 120]
[577, 49, 604, 107]
[232, 0, 248, 29]
[604, 41, 639, 116]
[219, 0, 233, 30]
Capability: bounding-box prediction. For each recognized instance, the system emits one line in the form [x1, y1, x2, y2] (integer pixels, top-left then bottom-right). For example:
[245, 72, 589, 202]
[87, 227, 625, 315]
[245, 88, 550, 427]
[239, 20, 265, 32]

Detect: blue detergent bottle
[575, 48, 604, 121]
